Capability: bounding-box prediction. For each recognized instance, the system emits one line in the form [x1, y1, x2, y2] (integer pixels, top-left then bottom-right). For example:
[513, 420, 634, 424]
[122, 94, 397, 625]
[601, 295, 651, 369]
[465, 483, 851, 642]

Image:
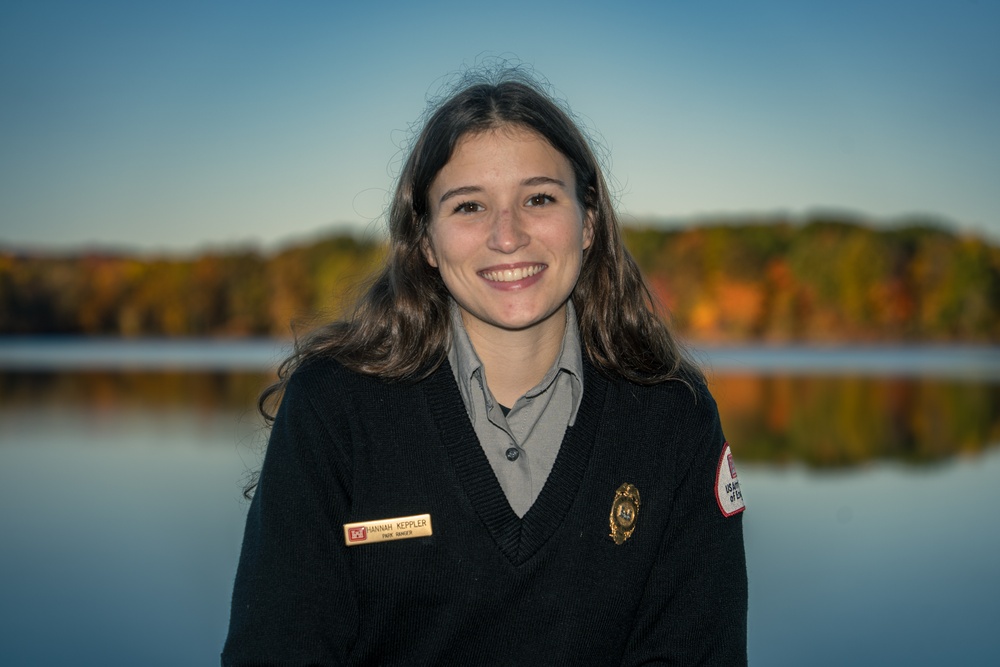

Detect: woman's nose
[486, 208, 530, 254]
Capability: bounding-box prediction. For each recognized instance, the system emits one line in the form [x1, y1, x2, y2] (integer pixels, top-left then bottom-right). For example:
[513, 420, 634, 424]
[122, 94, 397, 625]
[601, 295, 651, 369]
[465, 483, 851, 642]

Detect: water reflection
[3, 369, 996, 464]
[710, 373, 1000, 465]
[0, 370, 272, 427]
[0, 396, 250, 666]
[1, 365, 998, 665]
[741, 452, 1000, 666]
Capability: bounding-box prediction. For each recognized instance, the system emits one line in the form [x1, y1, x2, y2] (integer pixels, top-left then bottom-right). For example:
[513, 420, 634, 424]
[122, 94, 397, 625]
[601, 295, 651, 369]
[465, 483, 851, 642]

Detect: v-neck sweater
[223, 356, 747, 666]
[447, 301, 585, 518]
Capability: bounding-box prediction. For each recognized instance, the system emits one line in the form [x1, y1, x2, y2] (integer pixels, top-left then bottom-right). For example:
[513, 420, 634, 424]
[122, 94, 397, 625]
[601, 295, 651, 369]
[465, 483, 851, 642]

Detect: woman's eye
[453, 201, 482, 214]
[526, 193, 555, 207]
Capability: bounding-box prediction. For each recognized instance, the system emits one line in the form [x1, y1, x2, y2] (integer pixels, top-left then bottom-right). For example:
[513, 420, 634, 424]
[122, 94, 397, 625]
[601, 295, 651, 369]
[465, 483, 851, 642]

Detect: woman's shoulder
[601, 368, 721, 449]
[288, 353, 352, 384]
[653, 377, 719, 438]
[276, 354, 370, 415]
[285, 352, 438, 406]
[604, 365, 717, 419]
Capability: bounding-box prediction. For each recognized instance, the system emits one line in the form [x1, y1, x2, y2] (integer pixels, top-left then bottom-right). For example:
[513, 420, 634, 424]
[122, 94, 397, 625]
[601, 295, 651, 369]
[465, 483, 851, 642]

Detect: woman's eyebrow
[438, 185, 482, 205]
[522, 176, 567, 189]
[438, 176, 568, 206]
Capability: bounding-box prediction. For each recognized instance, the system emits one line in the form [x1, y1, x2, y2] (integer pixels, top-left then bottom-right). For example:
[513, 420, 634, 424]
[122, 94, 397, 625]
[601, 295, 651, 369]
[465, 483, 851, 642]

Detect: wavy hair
[258, 69, 701, 426]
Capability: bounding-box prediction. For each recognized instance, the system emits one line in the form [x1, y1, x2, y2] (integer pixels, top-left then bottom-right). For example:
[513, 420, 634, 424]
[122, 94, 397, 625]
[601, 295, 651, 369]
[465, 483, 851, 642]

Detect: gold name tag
[343, 513, 433, 546]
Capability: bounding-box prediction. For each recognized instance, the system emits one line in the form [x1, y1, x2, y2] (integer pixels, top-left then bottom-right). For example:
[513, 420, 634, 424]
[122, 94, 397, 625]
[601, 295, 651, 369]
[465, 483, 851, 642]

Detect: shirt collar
[446, 300, 585, 423]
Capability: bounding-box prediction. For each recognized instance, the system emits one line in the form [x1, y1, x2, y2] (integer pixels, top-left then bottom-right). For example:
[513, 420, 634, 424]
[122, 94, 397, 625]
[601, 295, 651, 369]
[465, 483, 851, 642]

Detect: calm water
[0, 340, 998, 666]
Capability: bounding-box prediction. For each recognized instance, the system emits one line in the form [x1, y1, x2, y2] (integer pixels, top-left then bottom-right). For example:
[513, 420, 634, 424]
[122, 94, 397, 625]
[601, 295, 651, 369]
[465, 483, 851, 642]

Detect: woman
[223, 70, 747, 665]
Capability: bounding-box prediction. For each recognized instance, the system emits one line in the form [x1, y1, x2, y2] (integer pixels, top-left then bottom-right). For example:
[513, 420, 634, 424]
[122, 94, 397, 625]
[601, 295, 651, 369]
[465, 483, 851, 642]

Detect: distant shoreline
[1, 336, 998, 379]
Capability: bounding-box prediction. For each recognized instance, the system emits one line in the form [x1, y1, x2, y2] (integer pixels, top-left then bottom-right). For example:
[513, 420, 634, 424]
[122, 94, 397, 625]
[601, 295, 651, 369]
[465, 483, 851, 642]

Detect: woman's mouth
[478, 264, 546, 283]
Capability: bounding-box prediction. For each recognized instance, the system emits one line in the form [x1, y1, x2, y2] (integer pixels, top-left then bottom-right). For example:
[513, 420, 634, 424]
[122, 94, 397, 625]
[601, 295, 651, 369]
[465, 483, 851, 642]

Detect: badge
[343, 513, 432, 546]
[715, 442, 745, 517]
[609, 483, 640, 544]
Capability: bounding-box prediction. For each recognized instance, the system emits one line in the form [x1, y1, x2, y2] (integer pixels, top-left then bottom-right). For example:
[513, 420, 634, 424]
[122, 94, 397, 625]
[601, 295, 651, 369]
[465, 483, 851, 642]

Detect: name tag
[343, 513, 433, 546]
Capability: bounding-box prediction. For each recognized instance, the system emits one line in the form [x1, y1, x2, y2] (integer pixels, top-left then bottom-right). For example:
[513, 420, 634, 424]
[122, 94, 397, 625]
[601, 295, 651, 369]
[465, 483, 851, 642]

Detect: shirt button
[505, 447, 520, 462]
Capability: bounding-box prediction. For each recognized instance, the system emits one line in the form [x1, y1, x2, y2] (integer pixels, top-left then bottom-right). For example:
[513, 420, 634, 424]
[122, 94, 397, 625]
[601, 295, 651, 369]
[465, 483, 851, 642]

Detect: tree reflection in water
[1, 369, 997, 466]
[711, 373, 1000, 466]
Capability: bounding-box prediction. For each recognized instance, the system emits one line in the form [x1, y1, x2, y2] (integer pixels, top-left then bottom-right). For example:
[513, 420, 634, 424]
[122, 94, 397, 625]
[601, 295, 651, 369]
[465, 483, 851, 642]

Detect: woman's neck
[462, 306, 567, 408]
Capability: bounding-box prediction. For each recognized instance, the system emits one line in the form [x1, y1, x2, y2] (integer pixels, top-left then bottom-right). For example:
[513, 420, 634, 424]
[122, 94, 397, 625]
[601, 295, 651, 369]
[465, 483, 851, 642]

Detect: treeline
[626, 215, 999, 342]
[2, 215, 998, 341]
[0, 235, 385, 337]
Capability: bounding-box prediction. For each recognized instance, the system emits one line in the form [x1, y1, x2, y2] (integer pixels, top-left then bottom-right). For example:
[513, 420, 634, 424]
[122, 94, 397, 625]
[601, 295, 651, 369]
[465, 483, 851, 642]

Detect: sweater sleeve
[620, 398, 748, 666]
[222, 365, 358, 666]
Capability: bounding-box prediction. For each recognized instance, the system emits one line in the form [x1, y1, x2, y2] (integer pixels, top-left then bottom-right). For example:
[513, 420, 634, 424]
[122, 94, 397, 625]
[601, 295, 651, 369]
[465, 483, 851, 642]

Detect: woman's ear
[421, 235, 439, 268]
[582, 210, 596, 250]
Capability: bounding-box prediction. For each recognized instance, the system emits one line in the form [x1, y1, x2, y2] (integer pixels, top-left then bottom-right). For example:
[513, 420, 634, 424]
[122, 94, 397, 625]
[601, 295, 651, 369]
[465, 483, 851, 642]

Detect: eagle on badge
[609, 483, 641, 545]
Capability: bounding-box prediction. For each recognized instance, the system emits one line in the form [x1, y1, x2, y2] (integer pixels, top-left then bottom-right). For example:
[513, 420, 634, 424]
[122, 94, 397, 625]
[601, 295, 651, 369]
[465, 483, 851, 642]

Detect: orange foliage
[1, 218, 997, 342]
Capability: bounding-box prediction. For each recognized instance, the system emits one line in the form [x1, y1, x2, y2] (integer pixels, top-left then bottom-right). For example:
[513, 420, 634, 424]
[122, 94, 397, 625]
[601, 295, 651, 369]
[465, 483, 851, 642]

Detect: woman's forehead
[432, 128, 574, 193]
[451, 124, 552, 155]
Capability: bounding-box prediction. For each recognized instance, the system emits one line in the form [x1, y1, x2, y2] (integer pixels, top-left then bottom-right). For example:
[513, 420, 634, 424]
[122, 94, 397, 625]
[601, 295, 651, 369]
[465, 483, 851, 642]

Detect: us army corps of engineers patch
[715, 442, 745, 517]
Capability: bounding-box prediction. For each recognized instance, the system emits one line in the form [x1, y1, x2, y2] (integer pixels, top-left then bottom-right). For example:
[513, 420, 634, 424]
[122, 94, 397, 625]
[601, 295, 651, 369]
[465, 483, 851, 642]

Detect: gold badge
[609, 483, 640, 545]
[343, 513, 432, 547]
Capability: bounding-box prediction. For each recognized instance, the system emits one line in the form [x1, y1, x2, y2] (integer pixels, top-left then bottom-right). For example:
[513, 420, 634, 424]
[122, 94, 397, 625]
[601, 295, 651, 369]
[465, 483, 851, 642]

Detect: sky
[1, 0, 998, 252]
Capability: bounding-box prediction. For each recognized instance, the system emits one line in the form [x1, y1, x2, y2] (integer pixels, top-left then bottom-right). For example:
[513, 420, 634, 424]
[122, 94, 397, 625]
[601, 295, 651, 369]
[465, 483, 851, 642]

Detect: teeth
[480, 265, 544, 282]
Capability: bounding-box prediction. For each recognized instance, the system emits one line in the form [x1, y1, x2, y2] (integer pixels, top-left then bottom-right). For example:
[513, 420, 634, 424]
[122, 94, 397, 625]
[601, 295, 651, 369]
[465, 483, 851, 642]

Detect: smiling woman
[223, 67, 747, 666]
[423, 128, 594, 405]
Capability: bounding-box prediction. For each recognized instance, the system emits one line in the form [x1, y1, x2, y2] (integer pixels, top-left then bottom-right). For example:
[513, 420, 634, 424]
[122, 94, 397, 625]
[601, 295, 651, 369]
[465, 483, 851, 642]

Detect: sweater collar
[423, 356, 607, 566]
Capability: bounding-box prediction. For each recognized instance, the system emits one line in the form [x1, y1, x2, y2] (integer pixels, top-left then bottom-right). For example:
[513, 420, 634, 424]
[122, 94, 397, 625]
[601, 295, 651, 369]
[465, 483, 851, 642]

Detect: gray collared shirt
[447, 301, 585, 518]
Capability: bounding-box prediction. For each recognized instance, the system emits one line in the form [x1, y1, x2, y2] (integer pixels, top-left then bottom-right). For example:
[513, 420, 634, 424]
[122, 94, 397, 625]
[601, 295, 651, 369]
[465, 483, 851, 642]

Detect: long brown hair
[259, 69, 700, 423]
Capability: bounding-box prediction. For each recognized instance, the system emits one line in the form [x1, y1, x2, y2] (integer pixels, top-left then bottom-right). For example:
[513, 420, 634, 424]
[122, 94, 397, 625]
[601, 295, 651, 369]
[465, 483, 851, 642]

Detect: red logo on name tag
[348, 527, 367, 542]
[727, 452, 737, 478]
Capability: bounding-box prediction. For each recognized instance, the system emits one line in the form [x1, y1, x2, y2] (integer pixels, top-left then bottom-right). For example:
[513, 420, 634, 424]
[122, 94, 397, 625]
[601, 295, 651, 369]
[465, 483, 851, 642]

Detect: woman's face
[423, 126, 593, 340]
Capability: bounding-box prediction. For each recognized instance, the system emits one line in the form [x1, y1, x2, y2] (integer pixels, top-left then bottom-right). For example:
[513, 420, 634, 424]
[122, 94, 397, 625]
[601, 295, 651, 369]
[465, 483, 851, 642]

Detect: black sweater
[223, 358, 747, 666]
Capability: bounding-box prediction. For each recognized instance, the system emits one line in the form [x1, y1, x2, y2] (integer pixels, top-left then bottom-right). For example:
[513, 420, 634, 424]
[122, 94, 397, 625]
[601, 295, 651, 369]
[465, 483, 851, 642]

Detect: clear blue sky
[2, 0, 998, 251]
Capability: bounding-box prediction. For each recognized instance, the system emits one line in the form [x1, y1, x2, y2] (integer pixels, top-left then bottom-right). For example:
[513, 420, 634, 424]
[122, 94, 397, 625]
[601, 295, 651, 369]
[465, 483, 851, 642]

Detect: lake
[0, 339, 998, 666]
